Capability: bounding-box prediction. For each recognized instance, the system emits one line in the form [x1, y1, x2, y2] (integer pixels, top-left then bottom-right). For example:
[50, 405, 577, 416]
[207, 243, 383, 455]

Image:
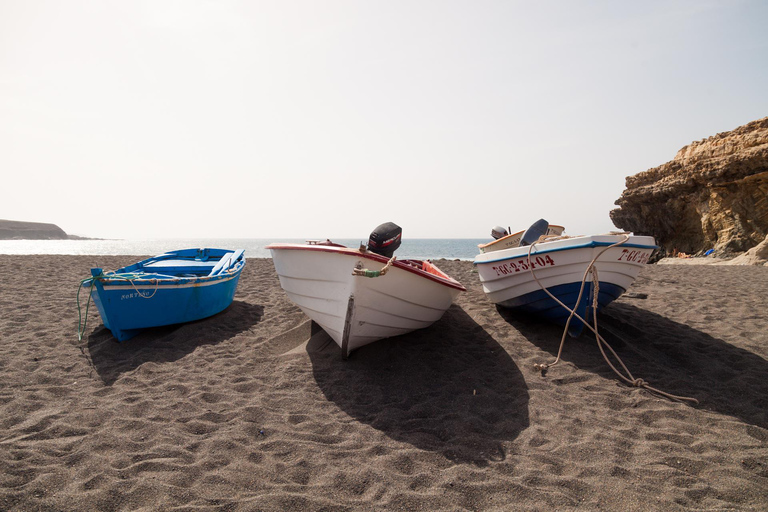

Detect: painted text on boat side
[617, 249, 652, 264]
[491, 255, 556, 276]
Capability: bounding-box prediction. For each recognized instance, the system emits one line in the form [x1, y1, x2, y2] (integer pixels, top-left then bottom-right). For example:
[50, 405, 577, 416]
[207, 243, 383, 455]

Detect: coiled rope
[76, 272, 162, 342]
[528, 235, 698, 404]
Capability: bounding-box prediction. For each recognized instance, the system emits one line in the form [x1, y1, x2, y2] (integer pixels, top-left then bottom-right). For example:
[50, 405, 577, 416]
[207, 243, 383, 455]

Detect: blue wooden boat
[79, 248, 245, 341]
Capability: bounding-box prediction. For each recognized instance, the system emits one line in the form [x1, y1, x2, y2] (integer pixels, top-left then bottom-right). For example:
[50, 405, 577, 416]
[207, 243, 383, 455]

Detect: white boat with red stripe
[267, 223, 466, 358]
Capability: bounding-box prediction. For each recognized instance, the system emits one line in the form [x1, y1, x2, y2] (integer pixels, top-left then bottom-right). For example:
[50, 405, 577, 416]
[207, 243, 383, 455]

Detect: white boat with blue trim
[474, 221, 657, 335]
[268, 223, 466, 358]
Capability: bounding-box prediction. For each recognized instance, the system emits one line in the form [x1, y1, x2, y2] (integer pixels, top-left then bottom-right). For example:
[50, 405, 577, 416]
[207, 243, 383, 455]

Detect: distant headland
[0, 219, 93, 240]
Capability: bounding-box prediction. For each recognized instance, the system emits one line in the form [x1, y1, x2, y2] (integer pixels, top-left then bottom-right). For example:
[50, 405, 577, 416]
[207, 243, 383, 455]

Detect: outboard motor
[520, 219, 549, 246]
[368, 222, 402, 258]
[491, 226, 509, 240]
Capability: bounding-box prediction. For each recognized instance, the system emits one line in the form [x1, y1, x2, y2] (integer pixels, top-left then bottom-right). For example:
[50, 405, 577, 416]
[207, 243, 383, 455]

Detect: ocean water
[0, 238, 487, 261]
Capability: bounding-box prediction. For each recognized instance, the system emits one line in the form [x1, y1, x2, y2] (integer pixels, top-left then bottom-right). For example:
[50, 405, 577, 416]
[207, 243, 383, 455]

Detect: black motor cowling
[368, 222, 402, 258]
[520, 219, 549, 246]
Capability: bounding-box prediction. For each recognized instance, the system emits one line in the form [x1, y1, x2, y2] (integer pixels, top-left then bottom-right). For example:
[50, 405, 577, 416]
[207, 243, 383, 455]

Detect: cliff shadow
[85, 300, 264, 385]
[497, 302, 768, 429]
[307, 305, 530, 466]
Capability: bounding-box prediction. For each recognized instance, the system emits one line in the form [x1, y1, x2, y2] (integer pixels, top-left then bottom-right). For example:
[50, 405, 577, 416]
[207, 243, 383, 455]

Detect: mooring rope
[76, 272, 162, 342]
[528, 235, 698, 404]
[352, 256, 397, 278]
[76, 276, 97, 342]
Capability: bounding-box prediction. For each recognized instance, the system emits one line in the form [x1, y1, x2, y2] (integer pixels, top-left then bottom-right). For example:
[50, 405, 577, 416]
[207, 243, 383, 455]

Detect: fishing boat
[79, 248, 246, 341]
[474, 220, 657, 335]
[478, 224, 565, 253]
[267, 223, 466, 358]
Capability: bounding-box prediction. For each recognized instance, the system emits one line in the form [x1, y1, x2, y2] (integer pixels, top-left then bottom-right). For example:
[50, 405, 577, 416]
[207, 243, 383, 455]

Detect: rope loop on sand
[352, 256, 396, 278]
[528, 234, 699, 404]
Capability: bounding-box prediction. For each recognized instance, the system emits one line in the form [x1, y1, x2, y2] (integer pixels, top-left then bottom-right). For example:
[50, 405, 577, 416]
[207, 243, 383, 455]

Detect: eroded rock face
[611, 117, 768, 256]
[0, 219, 69, 240]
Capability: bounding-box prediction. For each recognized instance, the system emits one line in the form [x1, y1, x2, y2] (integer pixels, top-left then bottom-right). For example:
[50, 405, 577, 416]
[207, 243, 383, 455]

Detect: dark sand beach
[1, 255, 766, 511]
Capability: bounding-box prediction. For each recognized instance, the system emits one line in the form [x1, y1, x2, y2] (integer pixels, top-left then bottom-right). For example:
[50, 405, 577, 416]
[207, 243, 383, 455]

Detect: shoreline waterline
[0, 238, 488, 261]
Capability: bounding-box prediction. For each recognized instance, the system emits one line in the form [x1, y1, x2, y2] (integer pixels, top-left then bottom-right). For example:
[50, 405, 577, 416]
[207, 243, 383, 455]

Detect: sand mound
[719, 235, 768, 266]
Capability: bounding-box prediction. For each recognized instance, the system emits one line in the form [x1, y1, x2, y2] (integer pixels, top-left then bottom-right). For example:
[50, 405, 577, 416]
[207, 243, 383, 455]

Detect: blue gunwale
[98, 272, 241, 289]
[474, 240, 659, 265]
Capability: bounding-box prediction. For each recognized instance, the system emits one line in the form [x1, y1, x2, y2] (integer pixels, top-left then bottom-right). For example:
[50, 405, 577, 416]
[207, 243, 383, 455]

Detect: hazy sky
[1, 1, 767, 239]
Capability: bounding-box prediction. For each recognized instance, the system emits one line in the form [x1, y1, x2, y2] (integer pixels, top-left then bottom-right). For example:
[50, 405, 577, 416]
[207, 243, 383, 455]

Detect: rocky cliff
[0, 219, 70, 240]
[610, 117, 768, 257]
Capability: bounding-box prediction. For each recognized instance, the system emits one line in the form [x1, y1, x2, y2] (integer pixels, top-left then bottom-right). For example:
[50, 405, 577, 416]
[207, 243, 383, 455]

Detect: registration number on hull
[491, 255, 556, 276]
[617, 249, 651, 264]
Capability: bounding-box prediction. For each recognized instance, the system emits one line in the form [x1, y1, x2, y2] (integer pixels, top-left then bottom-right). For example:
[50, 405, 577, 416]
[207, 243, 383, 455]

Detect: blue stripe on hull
[498, 281, 625, 336]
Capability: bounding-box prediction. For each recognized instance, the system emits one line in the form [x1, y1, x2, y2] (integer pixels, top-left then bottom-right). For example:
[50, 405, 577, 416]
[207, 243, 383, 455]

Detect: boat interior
[127, 249, 245, 279]
[398, 259, 451, 280]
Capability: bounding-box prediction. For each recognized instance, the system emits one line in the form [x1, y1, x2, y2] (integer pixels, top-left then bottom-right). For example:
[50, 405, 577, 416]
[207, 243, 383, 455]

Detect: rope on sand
[352, 256, 396, 278]
[529, 235, 699, 405]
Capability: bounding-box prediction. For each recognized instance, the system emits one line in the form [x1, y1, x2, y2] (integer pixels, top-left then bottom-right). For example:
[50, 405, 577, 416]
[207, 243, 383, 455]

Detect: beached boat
[267, 223, 466, 358]
[474, 224, 657, 335]
[79, 248, 245, 341]
[478, 224, 565, 253]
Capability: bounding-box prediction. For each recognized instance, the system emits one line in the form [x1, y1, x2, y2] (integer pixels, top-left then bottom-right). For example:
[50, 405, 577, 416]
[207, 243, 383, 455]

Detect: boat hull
[85, 249, 245, 341]
[268, 243, 465, 357]
[474, 235, 656, 335]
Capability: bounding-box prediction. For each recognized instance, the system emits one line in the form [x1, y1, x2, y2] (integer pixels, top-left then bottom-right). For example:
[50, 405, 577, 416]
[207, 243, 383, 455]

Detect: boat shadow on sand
[498, 302, 768, 429]
[85, 300, 264, 385]
[306, 305, 530, 466]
